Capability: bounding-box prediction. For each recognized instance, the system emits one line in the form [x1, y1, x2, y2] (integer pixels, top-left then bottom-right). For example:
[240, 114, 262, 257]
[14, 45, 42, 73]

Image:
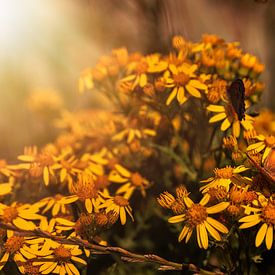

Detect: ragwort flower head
[168, 194, 229, 249]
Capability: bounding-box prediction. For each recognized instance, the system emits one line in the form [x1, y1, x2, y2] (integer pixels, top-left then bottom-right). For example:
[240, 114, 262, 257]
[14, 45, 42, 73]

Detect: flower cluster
[0, 34, 273, 274]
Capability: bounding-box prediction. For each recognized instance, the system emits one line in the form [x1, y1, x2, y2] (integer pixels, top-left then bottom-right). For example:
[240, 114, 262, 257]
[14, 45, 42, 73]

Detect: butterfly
[246, 147, 275, 184]
[227, 79, 246, 121]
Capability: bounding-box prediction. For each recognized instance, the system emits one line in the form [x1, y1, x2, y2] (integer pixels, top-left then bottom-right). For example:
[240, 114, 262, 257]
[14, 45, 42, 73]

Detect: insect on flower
[227, 79, 245, 121]
[246, 147, 275, 184]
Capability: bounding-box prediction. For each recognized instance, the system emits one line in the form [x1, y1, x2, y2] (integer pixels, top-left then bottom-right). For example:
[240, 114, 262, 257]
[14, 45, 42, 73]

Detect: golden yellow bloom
[0, 202, 43, 230]
[164, 63, 207, 105]
[0, 231, 39, 273]
[32, 242, 86, 275]
[17, 146, 59, 186]
[168, 194, 229, 249]
[200, 165, 249, 193]
[99, 193, 133, 225]
[207, 78, 227, 103]
[239, 200, 275, 250]
[157, 186, 188, 215]
[109, 164, 149, 197]
[70, 174, 104, 213]
[253, 109, 275, 136]
[112, 118, 156, 144]
[247, 134, 275, 163]
[207, 103, 254, 137]
[35, 195, 78, 217]
[121, 54, 167, 89]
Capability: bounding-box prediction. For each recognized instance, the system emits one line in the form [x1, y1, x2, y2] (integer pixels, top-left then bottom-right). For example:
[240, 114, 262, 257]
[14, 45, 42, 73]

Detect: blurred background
[0, 0, 274, 159]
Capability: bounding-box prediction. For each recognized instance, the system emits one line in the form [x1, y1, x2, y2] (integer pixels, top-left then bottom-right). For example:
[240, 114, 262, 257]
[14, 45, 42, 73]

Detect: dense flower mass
[0, 34, 273, 274]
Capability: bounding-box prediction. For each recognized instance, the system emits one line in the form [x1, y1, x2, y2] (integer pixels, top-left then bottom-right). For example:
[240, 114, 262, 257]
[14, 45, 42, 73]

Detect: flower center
[135, 61, 148, 74]
[265, 135, 275, 147]
[214, 167, 234, 179]
[54, 245, 72, 263]
[36, 152, 54, 167]
[22, 261, 40, 275]
[5, 236, 24, 254]
[114, 196, 129, 207]
[73, 176, 98, 200]
[3, 207, 18, 223]
[262, 203, 275, 225]
[131, 173, 143, 187]
[173, 72, 190, 86]
[186, 204, 208, 227]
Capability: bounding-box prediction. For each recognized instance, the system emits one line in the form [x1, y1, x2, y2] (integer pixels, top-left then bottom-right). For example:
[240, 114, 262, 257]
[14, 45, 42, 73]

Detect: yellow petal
[186, 84, 201, 98]
[262, 147, 271, 162]
[207, 105, 225, 112]
[206, 202, 229, 214]
[13, 217, 36, 230]
[177, 86, 187, 105]
[85, 199, 93, 213]
[255, 223, 267, 247]
[166, 87, 178, 105]
[43, 167, 50, 186]
[188, 79, 207, 90]
[120, 207, 126, 225]
[199, 224, 208, 249]
[265, 224, 273, 250]
[209, 113, 227, 123]
[232, 120, 240, 138]
[66, 263, 80, 275]
[115, 164, 131, 178]
[71, 256, 87, 265]
[221, 118, 231, 132]
[178, 225, 189, 242]
[168, 214, 185, 223]
[239, 214, 261, 223]
[239, 219, 261, 229]
[204, 221, 221, 241]
[139, 73, 147, 87]
[247, 142, 265, 152]
[196, 225, 202, 248]
[206, 217, 228, 233]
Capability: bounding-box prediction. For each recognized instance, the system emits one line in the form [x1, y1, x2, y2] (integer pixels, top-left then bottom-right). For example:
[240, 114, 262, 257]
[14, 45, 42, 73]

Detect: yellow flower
[168, 194, 229, 249]
[0, 230, 38, 273]
[112, 118, 156, 144]
[35, 195, 78, 217]
[99, 193, 133, 225]
[32, 243, 86, 275]
[164, 63, 207, 105]
[157, 185, 189, 214]
[200, 165, 249, 193]
[121, 54, 167, 89]
[207, 103, 254, 137]
[246, 134, 275, 163]
[109, 164, 149, 197]
[70, 174, 105, 213]
[0, 202, 43, 230]
[239, 200, 275, 250]
[17, 146, 59, 186]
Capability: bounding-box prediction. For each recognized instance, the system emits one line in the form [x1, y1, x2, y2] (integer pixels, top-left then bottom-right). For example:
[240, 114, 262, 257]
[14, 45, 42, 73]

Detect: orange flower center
[135, 61, 148, 74]
[113, 196, 129, 207]
[36, 152, 54, 167]
[5, 236, 24, 254]
[3, 207, 18, 223]
[54, 245, 72, 263]
[186, 204, 207, 227]
[262, 203, 275, 225]
[131, 172, 144, 187]
[214, 167, 234, 179]
[22, 261, 40, 275]
[173, 72, 190, 86]
[265, 135, 275, 147]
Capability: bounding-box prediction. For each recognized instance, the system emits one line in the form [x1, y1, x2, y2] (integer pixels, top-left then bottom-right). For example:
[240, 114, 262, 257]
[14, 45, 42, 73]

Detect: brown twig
[0, 221, 223, 274]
